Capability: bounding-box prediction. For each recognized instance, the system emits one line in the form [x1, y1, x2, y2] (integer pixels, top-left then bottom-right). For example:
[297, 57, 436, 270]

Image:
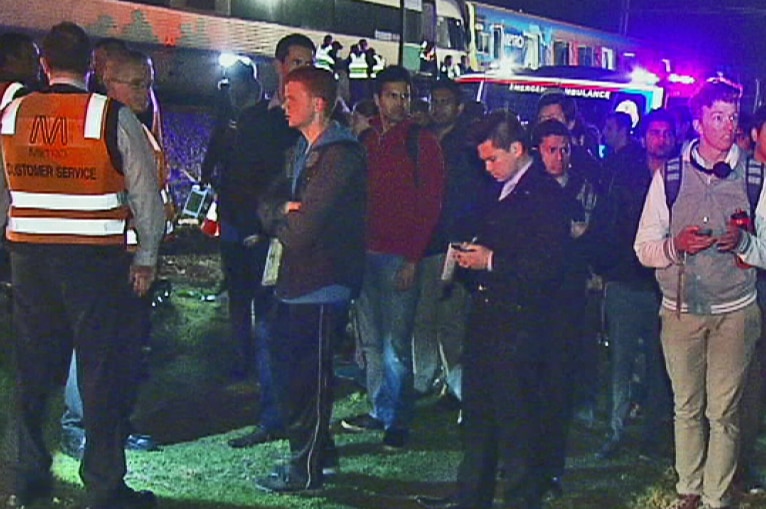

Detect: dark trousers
[220, 236, 283, 432]
[219, 237, 271, 372]
[62, 292, 151, 435]
[457, 298, 545, 508]
[529, 300, 582, 482]
[266, 300, 340, 486]
[9, 245, 137, 507]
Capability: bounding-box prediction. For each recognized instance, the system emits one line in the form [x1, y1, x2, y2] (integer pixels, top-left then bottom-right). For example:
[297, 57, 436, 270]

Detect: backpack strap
[663, 156, 683, 219]
[745, 156, 765, 218]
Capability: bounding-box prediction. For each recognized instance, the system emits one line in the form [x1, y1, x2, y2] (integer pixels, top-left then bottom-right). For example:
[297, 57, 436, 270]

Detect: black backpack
[663, 155, 765, 218]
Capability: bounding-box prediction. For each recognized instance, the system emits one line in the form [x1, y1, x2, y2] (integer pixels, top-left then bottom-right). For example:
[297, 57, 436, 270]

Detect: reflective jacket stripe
[10, 190, 125, 211]
[9, 217, 127, 236]
[0, 98, 22, 135]
[84, 94, 108, 140]
[348, 54, 368, 79]
[2, 94, 109, 139]
[1, 82, 24, 110]
[142, 124, 161, 152]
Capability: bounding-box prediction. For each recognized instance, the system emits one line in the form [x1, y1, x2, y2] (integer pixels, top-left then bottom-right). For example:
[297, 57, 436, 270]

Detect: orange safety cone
[201, 201, 220, 237]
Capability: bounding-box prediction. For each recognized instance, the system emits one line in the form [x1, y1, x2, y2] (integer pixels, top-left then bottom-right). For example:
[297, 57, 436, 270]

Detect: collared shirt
[0, 78, 164, 266]
[498, 158, 533, 201]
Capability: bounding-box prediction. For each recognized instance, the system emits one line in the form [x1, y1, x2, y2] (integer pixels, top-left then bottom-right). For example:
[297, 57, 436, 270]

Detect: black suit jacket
[470, 161, 568, 334]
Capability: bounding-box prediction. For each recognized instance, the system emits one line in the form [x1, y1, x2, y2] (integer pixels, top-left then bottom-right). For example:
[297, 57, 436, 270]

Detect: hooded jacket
[260, 122, 367, 301]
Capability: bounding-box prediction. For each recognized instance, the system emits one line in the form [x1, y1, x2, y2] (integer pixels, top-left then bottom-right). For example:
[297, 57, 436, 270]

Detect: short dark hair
[430, 79, 462, 104]
[227, 59, 257, 83]
[471, 109, 527, 151]
[284, 66, 337, 116]
[411, 97, 429, 114]
[352, 98, 377, 118]
[0, 32, 36, 69]
[751, 105, 766, 135]
[42, 22, 91, 75]
[688, 78, 742, 120]
[605, 111, 632, 133]
[639, 108, 676, 137]
[373, 65, 411, 96]
[531, 119, 571, 147]
[93, 37, 128, 54]
[537, 92, 577, 123]
[275, 33, 316, 62]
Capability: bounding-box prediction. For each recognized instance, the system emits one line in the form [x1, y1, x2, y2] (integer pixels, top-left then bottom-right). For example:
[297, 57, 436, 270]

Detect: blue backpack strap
[663, 157, 683, 218]
[745, 156, 765, 218]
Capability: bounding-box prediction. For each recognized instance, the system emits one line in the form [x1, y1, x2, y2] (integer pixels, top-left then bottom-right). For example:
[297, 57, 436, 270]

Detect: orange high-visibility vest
[126, 124, 174, 249]
[0, 92, 129, 245]
[0, 81, 25, 110]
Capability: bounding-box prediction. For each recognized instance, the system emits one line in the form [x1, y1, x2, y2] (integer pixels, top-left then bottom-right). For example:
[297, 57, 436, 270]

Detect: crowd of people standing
[2, 19, 766, 509]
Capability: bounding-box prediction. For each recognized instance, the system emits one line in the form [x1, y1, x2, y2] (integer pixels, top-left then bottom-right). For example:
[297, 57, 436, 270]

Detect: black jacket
[468, 162, 568, 330]
[202, 100, 298, 235]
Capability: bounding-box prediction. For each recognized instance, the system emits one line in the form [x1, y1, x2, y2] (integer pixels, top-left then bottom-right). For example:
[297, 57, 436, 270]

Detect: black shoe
[340, 414, 384, 433]
[382, 427, 409, 450]
[125, 434, 159, 452]
[87, 488, 157, 509]
[228, 427, 286, 448]
[255, 471, 321, 494]
[270, 453, 340, 479]
[596, 436, 621, 460]
[60, 429, 86, 460]
[414, 495, 466, 509]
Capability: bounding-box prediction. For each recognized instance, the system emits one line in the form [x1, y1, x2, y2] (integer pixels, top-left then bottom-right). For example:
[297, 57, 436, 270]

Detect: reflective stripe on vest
[10, 191, 124, 211]
[348, 54, 368, 79]
[0, 97, 22, 135]
[1, 92, 128, 245]
[315, 47, 334, 71]
[370, 55, 385, 78]
[9, 217, 126, 236]
[1, 82, 24, 110]
[84, 94, 107, 139]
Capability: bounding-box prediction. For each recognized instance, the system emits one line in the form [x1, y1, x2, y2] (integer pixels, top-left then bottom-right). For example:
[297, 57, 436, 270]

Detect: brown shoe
[666, 494, 701, 509]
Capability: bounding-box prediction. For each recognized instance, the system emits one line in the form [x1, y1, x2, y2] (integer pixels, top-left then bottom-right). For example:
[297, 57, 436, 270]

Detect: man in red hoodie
[341, 65, 445, 449]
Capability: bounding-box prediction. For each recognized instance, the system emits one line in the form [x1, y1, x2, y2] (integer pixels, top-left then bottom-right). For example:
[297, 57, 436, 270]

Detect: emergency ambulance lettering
[29, 116, 68, 146]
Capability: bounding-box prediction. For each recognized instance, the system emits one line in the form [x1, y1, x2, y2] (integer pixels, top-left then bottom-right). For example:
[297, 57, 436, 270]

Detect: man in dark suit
[417, 110, 568, 509]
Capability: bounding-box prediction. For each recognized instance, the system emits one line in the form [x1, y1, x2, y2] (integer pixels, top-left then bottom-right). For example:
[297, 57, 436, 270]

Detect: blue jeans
[356, 253, 419, 429]
[254, 318, 285, 432]
[604, 281, 670, 441]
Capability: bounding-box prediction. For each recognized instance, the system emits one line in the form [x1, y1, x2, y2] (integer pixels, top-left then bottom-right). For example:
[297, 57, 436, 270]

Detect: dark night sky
[479, 0, 766, 80]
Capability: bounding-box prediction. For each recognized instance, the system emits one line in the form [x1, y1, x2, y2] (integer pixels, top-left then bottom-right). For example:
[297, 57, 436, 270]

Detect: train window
[554, 41, 569, 65]
[436, 16, 465, 51]
[492, 27, 502, 60]
[577, 47, 594, 67]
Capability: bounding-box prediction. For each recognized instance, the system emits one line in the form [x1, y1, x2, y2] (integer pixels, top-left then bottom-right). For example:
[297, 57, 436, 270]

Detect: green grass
[2, 248, 766, 508]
